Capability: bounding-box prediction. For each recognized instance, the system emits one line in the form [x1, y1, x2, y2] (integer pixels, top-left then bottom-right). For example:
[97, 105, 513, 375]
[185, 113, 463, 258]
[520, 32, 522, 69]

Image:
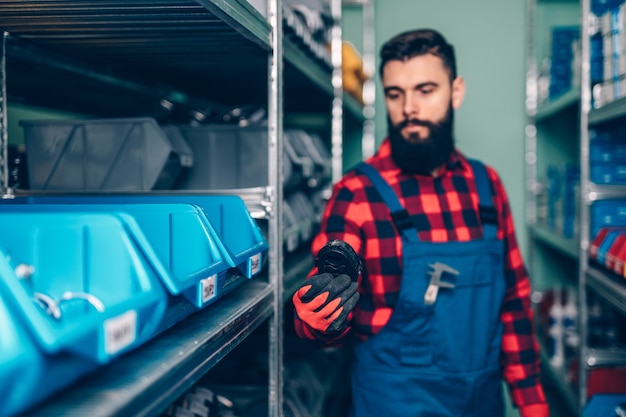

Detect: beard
[388, 104, 455, 175]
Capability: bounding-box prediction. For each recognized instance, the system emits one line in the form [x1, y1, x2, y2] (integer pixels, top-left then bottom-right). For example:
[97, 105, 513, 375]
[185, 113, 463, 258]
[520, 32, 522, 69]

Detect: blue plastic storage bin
[4, 195, 269, 279]
[0, 212, 168, 364]
[0, 287, 44, 416]
[20, 117, 193, 191]
[591, 200, 626, 237]
[584, 393, 626, 416]
[0, 202, 236, 310]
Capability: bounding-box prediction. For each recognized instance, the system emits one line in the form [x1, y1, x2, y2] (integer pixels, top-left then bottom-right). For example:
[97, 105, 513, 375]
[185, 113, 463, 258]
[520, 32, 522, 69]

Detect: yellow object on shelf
[342, 41, 367, 104]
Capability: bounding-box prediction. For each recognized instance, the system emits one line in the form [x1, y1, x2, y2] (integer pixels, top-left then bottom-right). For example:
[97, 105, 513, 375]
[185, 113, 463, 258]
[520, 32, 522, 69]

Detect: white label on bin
[249, 253, 262, 276]
[201, 274, 217, 303]
[104, 310, 137, 355]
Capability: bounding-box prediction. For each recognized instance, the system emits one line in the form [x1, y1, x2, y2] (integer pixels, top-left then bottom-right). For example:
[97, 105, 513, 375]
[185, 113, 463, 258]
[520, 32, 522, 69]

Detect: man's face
[382, 54, 465, 174]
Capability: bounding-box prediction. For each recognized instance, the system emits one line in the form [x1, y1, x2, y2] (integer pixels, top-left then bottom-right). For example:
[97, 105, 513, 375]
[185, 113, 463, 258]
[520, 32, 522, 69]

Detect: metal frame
[331, 0, 344, 183]
[1, 31, 7, 193]
[267, 0, 284, 415]
[360, 0, 376, 159]
[578, 0, 592, 407]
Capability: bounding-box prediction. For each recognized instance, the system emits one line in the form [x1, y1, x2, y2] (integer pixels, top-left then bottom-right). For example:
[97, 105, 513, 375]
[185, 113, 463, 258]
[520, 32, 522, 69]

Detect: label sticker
[249, 253, 262, 276]
[201, 274, 217, 303]
[104, 310, 137, 355]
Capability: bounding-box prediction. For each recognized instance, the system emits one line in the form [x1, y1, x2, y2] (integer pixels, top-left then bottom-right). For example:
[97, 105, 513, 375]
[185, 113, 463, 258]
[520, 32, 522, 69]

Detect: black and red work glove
[292, 273, 359, 334]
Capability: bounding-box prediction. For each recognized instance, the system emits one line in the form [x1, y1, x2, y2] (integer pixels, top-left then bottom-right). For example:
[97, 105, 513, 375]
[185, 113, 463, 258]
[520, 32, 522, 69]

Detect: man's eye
[386, 93, 400, 100]
[420, 88, 434, 95]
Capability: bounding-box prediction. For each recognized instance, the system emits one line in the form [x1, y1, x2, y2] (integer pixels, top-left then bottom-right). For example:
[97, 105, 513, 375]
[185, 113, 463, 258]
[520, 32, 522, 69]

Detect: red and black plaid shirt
[294, 139, 546, 409]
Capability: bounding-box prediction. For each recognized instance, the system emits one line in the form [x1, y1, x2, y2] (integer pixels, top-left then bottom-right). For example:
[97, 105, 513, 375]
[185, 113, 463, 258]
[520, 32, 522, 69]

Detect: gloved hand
[292, 273, 359, 334]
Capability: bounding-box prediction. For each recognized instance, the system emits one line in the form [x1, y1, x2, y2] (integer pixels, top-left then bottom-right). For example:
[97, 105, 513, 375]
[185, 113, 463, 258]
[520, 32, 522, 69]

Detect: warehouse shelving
[526, 0, 626, 414]
[0, 1, 365, 416]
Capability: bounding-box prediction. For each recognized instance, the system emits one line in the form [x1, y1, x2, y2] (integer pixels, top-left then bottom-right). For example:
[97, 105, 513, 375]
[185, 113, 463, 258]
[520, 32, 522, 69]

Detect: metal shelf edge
[535, 89, 580, 122]
[529, 224, 580, 259]
[29, 280, 274, 417]
[194, 0, 272, 50]
[586, 266, 626, 316]
[587, 183, 626, 202]
[585, 347, 626, 368]
[284, 37, 332, 97]
[589, 96, 626, 126]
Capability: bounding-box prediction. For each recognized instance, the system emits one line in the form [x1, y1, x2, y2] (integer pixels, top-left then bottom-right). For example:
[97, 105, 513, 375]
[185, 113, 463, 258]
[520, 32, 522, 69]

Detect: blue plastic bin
[0, 202, 236, 310]
[0, 283, 99, 417]
[4, 195, 269, 278]
[0, 287, 43, 416]
[584, 393, 626, 416]
[0, 212, 168, 364]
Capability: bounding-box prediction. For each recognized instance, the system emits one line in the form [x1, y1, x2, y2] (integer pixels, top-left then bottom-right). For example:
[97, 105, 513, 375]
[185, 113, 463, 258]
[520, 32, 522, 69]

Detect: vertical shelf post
[578, 0, 592, 408]
[360, 0, 376, 160]
[0, 31, 7, 193]
[331, 0, 343, 181]
[268, 0, 284, 416]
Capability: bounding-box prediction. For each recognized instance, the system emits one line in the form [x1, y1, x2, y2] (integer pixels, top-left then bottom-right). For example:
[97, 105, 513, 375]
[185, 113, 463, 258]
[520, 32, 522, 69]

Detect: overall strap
[355, 162, 419, 242]
[468, 159, 498, 239]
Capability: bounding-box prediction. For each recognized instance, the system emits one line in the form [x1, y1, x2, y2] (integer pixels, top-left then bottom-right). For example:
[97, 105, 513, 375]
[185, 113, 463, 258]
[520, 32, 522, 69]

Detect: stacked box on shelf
[590, 125, 626, 184]
[288, 129, 332, 190]
[287, 191, 319, 245]
[546, 164, 563, 232]
[584, 394, 626, 417]
[594, 0, 626, 107]
[21, 118, 193, 191]
[548, 26, 580, 100]
[591, 200, 626, 237]
[591, 0, 606, 88]
[563, 164, 580, 238]
[172, 124, 297, 191]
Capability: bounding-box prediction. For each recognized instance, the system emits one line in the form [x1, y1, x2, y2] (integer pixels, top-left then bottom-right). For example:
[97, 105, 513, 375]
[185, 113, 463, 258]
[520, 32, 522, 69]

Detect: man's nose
[403, 93, 418, 117]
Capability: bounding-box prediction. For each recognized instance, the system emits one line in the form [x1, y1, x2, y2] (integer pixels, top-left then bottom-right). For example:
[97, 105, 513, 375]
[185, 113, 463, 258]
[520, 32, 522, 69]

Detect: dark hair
[379, 29, 457, 81]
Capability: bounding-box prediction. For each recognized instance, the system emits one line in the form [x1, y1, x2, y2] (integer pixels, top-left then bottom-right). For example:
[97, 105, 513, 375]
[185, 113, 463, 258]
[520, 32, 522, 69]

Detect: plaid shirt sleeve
[293, 176, 365, 347]
[488, 168, 548, 410]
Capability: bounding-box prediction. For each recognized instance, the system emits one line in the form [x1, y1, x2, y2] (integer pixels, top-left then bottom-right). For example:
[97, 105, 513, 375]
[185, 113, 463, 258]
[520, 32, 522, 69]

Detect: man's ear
[451, 76, 466, 109]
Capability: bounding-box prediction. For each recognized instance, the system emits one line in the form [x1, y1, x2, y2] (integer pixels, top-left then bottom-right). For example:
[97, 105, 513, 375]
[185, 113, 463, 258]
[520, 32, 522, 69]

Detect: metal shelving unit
[526, 0, 626, 413]
[0, 1, 363, 416]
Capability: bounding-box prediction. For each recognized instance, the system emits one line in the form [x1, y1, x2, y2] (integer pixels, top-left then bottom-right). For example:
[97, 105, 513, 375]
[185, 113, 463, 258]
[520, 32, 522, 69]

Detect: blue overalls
[350, 160, 507, 417]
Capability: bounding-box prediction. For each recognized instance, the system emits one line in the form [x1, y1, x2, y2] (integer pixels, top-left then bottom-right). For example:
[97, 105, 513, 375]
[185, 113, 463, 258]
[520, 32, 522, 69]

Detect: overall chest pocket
[398, 240, 505, 371]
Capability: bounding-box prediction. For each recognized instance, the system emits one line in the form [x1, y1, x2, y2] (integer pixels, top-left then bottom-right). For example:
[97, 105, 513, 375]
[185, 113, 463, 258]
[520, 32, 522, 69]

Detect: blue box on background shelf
[546, 165, 562, 231]
[584, 393, 626, 417]
[591, 125, 626, 184]
[549, 26, 580, 100]
[563, 164, 580, 238]
[591, 200, 626, 237]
